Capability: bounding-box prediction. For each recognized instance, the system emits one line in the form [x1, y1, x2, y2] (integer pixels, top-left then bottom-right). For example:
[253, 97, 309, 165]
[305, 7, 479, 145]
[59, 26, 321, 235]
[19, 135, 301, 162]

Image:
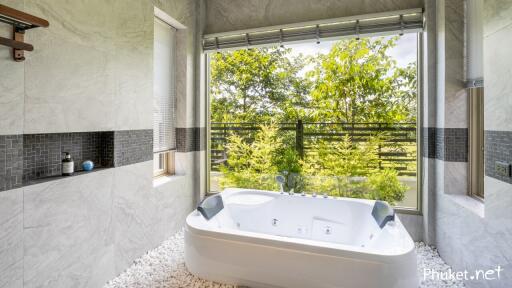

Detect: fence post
[377, 123, 382, 170]
[296, 119, 304, 158]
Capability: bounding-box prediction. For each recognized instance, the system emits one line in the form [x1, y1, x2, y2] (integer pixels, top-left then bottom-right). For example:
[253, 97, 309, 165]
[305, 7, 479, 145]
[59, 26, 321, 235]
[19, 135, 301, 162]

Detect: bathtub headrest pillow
[197, 195, 224, 220]
[371, 200, 395, 229]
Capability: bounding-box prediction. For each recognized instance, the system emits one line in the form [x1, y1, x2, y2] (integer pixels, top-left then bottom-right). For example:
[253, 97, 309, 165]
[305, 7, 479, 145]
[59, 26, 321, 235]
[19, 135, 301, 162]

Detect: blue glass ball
[82, 160, 94, 171]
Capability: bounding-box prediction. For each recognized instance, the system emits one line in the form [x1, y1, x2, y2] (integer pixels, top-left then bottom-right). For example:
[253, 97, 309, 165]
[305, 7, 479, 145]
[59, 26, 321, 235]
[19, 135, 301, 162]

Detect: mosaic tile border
[113, 130, 153, 167]
[0, 129, 155, 192]
[0, 135, 23, 191]
[176, 127, 205, 152]
[422, 127, 468, 162]
[485, 130, 512, 184]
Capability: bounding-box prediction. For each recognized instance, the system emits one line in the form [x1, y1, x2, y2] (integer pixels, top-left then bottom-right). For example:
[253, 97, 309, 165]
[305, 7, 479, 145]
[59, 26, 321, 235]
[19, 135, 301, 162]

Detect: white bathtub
[185, 188, 418, 288]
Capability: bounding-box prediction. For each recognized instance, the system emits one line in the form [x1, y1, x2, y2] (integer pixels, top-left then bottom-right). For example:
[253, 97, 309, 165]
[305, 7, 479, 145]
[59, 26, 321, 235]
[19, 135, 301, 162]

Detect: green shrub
[219, 123, 407, 205]
[366, 169, 407, 205]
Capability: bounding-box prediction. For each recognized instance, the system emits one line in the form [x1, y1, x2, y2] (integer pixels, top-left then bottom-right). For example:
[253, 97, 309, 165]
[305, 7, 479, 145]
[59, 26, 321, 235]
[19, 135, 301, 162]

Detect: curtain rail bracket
[0, 4, 49, 62]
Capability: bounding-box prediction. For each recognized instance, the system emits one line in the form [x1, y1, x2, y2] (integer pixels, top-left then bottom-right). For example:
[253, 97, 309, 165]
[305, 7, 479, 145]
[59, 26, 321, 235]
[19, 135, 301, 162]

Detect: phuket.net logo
[423, 266, 504, 281]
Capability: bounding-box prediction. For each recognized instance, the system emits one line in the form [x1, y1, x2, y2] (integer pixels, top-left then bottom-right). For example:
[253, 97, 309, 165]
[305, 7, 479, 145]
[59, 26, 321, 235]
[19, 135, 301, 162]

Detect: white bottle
[62, 152, 74, 176]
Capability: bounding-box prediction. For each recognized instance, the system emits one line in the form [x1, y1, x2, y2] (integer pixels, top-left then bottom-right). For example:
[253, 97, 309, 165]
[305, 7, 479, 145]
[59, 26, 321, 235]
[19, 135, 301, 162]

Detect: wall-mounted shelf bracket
[0, 4, 49, 62]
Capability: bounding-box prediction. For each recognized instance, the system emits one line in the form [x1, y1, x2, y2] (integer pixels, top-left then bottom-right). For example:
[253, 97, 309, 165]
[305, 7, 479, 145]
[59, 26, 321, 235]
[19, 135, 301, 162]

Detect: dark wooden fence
[210, 121, 417, 176]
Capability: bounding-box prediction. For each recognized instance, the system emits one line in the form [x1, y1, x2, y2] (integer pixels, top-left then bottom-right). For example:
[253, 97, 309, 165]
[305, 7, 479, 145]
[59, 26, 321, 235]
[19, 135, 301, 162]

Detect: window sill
[153, 174, 185, 188]
[445, 194, 484, 218]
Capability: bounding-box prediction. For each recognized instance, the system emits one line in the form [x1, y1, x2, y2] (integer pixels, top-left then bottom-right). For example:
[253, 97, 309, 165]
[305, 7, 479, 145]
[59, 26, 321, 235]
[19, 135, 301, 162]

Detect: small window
[153, 151, 175, 177]
[153, 17, 177, 177]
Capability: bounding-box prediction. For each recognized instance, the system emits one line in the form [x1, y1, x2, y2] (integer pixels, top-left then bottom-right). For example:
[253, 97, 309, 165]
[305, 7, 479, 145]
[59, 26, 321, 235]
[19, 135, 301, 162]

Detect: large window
[207, 32, 420, 210]
[153, 17, 177, 177]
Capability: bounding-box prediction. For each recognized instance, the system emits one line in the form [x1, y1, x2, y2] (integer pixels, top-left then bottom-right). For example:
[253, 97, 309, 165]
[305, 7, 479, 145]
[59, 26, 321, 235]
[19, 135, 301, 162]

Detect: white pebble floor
[104, 230, 465, 288]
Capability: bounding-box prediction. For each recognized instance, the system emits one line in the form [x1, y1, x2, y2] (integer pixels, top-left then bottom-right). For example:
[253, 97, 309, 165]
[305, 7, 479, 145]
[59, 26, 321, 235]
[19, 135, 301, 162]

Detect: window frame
[154, 150, 176, 178]
[468, 87, 485, 200]
[204, 32, 423, 214]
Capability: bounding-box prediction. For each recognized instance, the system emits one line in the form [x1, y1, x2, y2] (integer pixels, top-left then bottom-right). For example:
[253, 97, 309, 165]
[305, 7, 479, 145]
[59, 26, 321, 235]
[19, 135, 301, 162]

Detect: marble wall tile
[23, 169, 115, 288]
[112, 0, 153, 131]
[153, 175, 194, 241]
[22, 0, 117, 134]
[204, 0, 423, 34]
[112, 160, 195, 274]
[434, 0, 468, 129]
[2, 0, 203, 134]
[483, 0, 512, 37]
[483, 22, 512, 132]
[435, 177, 512, 287]
[0, 188, 23, 288]
[484, 177, 512, 264]
[0, 1, 25, 135]
[111, 161, 157, 273]
[397, 213, 423, 242]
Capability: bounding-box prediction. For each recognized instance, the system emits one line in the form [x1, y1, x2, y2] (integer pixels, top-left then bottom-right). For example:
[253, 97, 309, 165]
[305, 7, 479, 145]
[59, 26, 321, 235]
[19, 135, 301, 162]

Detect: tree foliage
[211, 37, 416, 205]
[210, 48, 311, 122]
[307, 38, 416, 123]
[210, 37, 417, 124]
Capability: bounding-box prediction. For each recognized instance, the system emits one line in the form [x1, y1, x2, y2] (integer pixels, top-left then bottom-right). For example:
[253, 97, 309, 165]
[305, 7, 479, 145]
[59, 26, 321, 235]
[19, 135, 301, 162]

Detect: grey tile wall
[421, 127, 468, 162]
[0, 135, 23, 192]
[1, 130, 154, 191]
[113, 130, 153, 167]
[22, 132, 114, 183]
[485, 130, 512, 184]
[176, 127, 205, 152]
[422, 128, 436, 159]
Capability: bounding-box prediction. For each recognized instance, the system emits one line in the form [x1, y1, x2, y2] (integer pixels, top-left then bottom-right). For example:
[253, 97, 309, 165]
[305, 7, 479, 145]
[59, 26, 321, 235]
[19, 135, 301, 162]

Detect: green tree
[210, 47, 311, 123]
[219, 123, 282, 190]
[307, 37, 416, 123]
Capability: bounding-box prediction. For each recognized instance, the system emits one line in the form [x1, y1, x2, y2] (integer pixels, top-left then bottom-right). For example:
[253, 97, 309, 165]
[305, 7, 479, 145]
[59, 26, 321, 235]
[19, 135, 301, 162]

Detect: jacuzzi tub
[185, 188, 418, 288]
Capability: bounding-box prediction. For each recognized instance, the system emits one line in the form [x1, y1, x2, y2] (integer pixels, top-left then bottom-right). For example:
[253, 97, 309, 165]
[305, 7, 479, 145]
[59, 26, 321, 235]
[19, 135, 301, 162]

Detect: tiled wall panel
[0, 135, 23, 192]
[1, 130, 157, 191]
[22, 132, 114, 183]
[113, 130, 153, 167]
[485, 130, 512, 184]
[422, 127, 468, 162]
[176, 127, 205, 152]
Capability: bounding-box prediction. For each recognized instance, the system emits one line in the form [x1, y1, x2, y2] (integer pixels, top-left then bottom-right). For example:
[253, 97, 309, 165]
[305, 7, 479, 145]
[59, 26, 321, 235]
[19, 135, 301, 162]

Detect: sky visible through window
[287, 33, 417, 75]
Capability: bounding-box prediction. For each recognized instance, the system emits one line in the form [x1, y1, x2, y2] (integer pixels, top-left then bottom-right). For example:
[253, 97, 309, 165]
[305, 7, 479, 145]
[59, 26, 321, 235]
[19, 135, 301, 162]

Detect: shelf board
[23, 167, 113, 187]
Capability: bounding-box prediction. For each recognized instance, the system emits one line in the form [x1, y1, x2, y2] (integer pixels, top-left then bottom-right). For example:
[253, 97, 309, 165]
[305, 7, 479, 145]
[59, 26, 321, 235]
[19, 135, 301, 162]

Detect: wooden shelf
[0, 4, 49, 61]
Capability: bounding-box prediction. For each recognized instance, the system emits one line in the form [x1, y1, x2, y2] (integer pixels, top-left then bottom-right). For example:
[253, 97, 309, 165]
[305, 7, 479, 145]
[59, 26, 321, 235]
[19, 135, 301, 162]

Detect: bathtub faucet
[275, 175, 286, 194]
[276, 175, 295, 195]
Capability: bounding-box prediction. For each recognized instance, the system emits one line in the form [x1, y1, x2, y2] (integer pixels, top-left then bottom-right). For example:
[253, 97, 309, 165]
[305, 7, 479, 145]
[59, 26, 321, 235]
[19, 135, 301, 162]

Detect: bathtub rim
[186, 188, 416, 258]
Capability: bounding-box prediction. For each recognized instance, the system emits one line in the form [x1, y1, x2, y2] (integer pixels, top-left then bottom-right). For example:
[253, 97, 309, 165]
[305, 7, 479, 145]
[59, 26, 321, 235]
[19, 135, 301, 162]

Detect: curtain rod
[203, 8, 423, 39]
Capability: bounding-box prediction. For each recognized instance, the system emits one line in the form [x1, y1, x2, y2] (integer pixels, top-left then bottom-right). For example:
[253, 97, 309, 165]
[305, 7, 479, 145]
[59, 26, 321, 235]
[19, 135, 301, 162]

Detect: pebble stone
[104, 230, 465, 288]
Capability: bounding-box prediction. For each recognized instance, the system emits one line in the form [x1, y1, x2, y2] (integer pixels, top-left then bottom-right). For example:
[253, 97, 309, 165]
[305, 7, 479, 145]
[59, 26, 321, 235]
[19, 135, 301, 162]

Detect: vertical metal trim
[417, 31, 424, 214]
[205, 53, 212, 196]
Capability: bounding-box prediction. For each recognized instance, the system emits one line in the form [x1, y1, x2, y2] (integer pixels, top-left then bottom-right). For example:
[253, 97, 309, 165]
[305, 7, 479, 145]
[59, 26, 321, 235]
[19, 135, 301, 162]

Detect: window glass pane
[208, 34, 419, 209]
[153, 153, 161, 172]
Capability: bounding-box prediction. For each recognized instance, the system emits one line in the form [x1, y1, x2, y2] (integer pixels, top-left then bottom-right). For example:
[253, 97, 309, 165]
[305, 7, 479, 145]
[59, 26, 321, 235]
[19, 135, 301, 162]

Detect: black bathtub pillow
[197, 195, 224, 220]
[371, 200, 395, 228]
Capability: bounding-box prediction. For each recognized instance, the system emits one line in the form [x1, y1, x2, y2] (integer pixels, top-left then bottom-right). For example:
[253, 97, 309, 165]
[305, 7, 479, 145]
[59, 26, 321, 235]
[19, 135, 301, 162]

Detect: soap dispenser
[62, 152, 74, 176]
